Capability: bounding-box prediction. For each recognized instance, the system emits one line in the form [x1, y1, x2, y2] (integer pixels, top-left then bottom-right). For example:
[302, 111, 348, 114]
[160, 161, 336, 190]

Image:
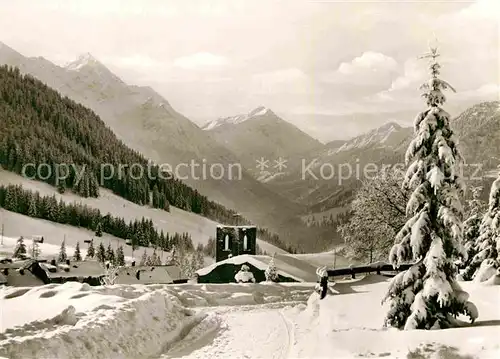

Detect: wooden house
[115, 265, 187, 285]
[40, 259, 107, 286]
[0, 259, 50, 286]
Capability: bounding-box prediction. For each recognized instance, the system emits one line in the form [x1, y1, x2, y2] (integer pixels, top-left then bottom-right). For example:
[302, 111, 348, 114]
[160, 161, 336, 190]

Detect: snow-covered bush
[265, 254, 279, 282]
[235, 265, 256, 283]
[13, 237, 27, 258]
[382, 47, 477, 330]
[463, 176, 500, 281]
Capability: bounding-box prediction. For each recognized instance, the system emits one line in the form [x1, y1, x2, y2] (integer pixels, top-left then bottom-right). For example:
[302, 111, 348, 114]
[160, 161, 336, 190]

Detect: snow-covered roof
[40, 260, 106, 278]
[196, 254, 319, 282]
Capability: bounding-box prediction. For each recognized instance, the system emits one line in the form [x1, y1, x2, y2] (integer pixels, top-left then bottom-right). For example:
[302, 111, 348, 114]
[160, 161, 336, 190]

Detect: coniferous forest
[0, 183, 194, 251]
[0, 65, 293, 252]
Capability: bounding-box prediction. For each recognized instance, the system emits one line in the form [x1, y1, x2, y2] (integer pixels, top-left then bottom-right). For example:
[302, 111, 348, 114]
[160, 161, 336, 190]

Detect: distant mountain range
[266, 101, 500, 213]
[202, 106, 323, 180]
[0, 42, 310, 249]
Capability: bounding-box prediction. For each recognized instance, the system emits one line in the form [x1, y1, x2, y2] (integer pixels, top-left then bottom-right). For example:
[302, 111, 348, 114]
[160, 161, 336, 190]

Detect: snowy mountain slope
[0, 42, 305, 249]
[0, 168, 287, 257]
[202, 106, 272, 130]
[203, 107, 324, 177]
[452, 101, 500, 170]
[332, 122, 411, 154]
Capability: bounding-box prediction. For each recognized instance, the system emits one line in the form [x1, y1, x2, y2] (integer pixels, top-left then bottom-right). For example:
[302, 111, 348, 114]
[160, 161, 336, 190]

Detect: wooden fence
[317, 262, 414, 299]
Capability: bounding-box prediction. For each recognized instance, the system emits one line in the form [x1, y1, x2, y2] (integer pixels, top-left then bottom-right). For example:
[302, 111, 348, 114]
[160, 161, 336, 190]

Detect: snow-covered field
[1, 275, 499, 359]
[0, 168, 286, 258]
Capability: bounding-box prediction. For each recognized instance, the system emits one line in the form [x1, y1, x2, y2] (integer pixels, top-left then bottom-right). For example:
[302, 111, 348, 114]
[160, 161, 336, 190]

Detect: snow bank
[169, 282, 314, 307]
[292, 276, 500, 358]
[0, 283, 202, 359]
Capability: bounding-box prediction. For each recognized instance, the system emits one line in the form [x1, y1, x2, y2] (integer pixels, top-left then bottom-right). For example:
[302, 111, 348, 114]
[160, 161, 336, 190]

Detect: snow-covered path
[161, 304, 298, 359]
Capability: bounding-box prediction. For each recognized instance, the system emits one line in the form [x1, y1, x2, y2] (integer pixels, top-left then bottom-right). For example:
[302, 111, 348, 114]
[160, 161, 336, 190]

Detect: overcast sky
[0, 0, 498, 141]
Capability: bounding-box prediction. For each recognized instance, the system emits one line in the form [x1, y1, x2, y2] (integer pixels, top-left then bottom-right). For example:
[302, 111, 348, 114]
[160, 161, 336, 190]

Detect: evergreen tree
[86, 239, 95, 259]
[265, 253, 279, 282]
[58, 239, 67, 263]
[463, 176, 500, 281]
[382, 47, 477, 330]
[106, 243, 116, 264]
[96, 242, 106, 263]
[195, 250, 205, 269]
[461, 186, 486, 273]
[27, 194, 38, 217]
[153, 251, 162, 265]
[139, 250, 148, 266]
[168, 245, 178, 266]
[116, 245, 126, 266]
[95, 222, 103, 237]
[73, 241, 82, 261]
[29, 239, 41, 259]
[13, 236, 27, 258]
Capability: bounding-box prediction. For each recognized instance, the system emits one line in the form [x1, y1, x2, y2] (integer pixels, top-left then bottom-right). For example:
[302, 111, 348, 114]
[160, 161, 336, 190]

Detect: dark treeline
[305, 211, 351, 228]
[257, 228, 298, 254]
[0, 65, 293, 252]
[0, 184, 194, 251]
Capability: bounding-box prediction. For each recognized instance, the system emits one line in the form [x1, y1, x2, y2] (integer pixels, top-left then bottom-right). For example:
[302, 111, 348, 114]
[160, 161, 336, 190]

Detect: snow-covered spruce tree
[86, 239, 95, 259]
[106, 243, 116, 264]
[265, 253, 279, 282]
[461, 186, 486, 273]
[463, 176, 500, 281]
[13, 236, 27, 258]
[116, 245, 126, 266]
[96, 242, 106, 263]
[382, 47, 477, 330]
[29, 239, 41, 259]
[139, 249, 148, 266]
[58, 239, 67, 263]
[73, 241, 82, 261]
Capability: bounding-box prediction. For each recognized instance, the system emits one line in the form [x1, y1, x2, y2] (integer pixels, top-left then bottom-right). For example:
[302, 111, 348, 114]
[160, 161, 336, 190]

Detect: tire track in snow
[160, 305, 298, 359]
[278, 310, 295, 359]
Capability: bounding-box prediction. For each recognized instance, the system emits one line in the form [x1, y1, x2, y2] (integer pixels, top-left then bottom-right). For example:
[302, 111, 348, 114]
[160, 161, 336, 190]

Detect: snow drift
[0, 283, 202, 359]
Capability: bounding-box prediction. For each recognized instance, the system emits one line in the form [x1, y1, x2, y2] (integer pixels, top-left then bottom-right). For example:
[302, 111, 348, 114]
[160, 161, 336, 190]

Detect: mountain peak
[202, 106, 274, 131]
[0, 41, 21, 56]
[65, 52, 101, 71]
[248, 106, 270, 117]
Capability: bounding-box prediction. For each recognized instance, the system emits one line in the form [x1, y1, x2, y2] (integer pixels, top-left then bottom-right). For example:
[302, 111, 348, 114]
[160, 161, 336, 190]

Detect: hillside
[0, 168, 287, 258]
[203, 107, 323, 179]
[265, 121, 411, 208]
[0, 43, 305, 247]
[0, 65, 296, 252]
